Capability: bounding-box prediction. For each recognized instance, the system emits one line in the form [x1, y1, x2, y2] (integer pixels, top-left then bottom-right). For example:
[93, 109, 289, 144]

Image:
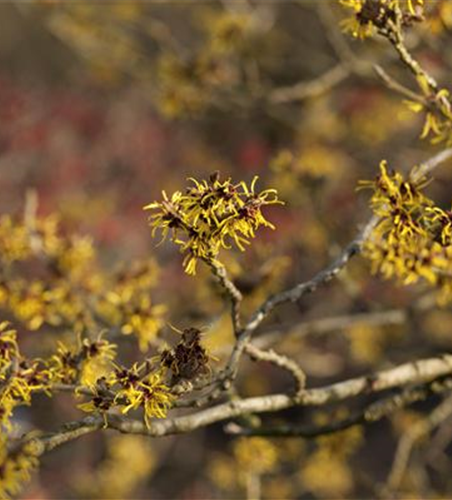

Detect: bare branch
[16, 416, 102, 456]
[207, 259, 243, 334]
[255, 293, 435, 349]
[374, 64, 426, 104]
[410, 147, 452, 184]
[385, 394, 452, 494]
[225, 377, 452, 438]
[269, 64, 349, 104]
[223, 214, 379, 380]
[244, 343, 306, 393]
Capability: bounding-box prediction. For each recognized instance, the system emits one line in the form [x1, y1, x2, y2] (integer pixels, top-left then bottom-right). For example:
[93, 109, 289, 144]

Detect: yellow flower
[233, 437, 278, 474]
[116, 369, 173, 427]
[360, 161, 452, 303]
[144, 174, 282, 274]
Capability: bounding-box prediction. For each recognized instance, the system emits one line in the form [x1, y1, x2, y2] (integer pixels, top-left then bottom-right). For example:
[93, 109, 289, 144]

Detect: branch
[254, 293, 435, 349]
[410, 147, 452, 184]
[244, 343, 306, 393]
[385, 393, 452, 494]
[269, 64, 349, 104]
[225, 377, 452, 438]
[15, 416, 102, 457]
[374, 64, 426, 104]
[105, 353, 452, 438]
[223, 214, 379, 380]
[207, 259, 243, 334]
[14, 353, 452, 461]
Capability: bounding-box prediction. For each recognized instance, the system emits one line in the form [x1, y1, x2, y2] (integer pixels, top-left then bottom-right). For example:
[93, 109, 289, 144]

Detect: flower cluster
[0, 322, 51, 430]
[0, 437, 40, 499]
[361, 161, 452, 302]
[95, 260, 166, 351]
[0, 209, 165, 350]
[339, 0, 424, 39]
[339, 0, 452, 145]
[145, 174, 282, 274]
[48, 336, 116, 388]
[0, 320, 121, 435]
[405, 80, 452, 145]
[155, 11, 264, 118]
[79, 363, 173, 427]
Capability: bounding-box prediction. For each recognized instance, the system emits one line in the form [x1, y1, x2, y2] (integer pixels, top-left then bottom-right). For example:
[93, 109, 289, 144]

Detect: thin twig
[385, 394, 452, 495]
[207, 259, 243, 334]
[244, 343, 306, 393]
[269, 64, 350, 104]
[374, 64, 426, 104]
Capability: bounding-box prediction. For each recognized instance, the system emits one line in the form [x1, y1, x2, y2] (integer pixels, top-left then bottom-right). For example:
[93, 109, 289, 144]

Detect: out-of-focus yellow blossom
[5, 279, 89, 332]
[145, 174, 282, 274]
[120, 299, 167, 352]
[57, 235, 95, 280]
[233, 437, 278, 474]
[47, 336, 116, 388]
[350, 96, 413, 145]
[427, 0, 452, 34]
[301, 448, 354, 497]
[301, 413, 362, 497]
[346, 322, 384, 364]
[74, 435, 155, 499]
[269, 145, 348, 207]
[315, 412, 364, 456]
[156, 54, 216, 118]
[0, 437, 40, 499]
[97, 292, 166, 352]
[93, 258, 165, 351]
[345, 321, 405, 365]
[79, 339, 116, 388]
[0, 216, 31, 264]
[208, 455, 238, 492]
[203, 11, 255, 54]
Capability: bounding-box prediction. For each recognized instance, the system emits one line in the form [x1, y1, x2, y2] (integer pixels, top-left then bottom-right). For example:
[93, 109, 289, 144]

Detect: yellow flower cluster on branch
[339, 0, 424, 39]
[0, 319, 120, 434]
[405, 81, 452, 145]
[48, 336, 116, 388]
[340, 0, 452, 145]
[79, 363, 173, 427]
[361, 161, 452, 302]
[0, 322, 51, 430]
[145, 173, 282, 274]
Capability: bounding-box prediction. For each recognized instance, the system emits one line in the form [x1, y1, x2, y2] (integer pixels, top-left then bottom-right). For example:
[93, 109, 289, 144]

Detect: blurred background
[3, 1, 452, 498]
